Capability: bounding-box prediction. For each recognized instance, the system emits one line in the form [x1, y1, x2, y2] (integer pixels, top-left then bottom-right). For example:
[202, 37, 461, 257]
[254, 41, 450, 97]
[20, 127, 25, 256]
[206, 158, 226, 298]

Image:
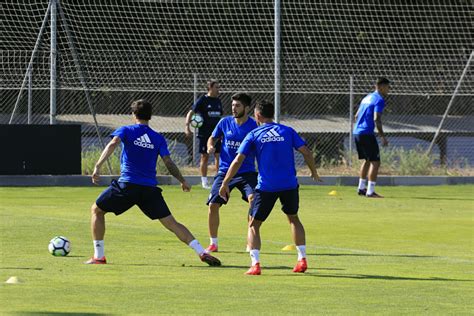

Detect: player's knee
[91, 203, 105, 216]
[209, 204, 220, 214]
[287, 213, 300, 223]
[247, 194, 254, 204]
[248, 218, 262, 229]
[160, 215, 179, 230]
[370, 161, 380, 167]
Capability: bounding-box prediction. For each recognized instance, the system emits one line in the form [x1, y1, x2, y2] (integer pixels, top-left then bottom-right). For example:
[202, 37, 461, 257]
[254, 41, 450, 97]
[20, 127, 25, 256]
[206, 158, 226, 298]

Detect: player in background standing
[219, 100, 322, 275]
[353, 77, 390, 198]
[86, 99, 221, 267]
[205, 93, 258, 253]
[185, 80, 223, 189]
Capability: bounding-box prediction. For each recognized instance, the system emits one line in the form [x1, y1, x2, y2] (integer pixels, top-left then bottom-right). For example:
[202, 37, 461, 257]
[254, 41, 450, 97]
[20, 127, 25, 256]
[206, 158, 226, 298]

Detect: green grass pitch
[1, 185, 473, 315]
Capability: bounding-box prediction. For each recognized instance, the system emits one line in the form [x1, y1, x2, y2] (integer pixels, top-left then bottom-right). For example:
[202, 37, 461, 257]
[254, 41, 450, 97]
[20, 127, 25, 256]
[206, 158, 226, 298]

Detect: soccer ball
[48, 236, 71, 256]
[190, 113, 204, 128]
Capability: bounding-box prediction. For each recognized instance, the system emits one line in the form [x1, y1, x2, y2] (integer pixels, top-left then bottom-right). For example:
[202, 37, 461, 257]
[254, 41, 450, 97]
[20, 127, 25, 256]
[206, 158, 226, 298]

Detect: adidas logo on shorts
[261, 128, 285, 143]
[133, 133, 155, 149]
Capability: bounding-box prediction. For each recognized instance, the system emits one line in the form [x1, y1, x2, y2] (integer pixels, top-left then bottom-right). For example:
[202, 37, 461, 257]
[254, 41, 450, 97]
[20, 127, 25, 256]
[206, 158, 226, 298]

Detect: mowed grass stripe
[0, 185, 473, 315]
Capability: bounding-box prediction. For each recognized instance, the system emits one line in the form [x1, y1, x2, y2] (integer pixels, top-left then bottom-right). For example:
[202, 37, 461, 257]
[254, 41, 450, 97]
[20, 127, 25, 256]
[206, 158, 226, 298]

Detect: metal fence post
[27, 67, 32, 124]
[50, 0, 57, 125]
[274, 0, 281, 123]
[193, 73, 198, 166]
[349, 75, 354, 167]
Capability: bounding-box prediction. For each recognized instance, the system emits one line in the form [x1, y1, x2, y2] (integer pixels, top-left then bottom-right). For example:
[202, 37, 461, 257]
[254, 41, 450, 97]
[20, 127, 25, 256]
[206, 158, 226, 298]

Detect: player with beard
[204, 93, 258, 252]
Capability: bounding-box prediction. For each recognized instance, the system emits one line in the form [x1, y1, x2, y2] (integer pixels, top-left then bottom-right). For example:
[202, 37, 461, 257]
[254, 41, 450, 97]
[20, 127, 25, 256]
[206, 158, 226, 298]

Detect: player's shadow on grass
[187, 264, 294, 270]
[404, 196, 474, 201]
[0, 267, 43, 271]
[310, 273, 474, 282]
[14, 313, 109, 316]
[222, 251, 309, 256]
[316, 253, 438, 259]
[219, 251, 437, 259]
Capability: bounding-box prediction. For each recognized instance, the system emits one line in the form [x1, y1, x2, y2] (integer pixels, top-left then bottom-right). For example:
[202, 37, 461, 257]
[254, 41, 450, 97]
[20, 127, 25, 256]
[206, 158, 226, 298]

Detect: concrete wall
[1, 175, 472, 187]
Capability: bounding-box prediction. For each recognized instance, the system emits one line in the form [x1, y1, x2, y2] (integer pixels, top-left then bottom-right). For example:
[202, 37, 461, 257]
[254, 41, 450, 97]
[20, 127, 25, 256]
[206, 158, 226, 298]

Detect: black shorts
[197, 135, 221, 155]
[354, 134, 380, 162]
[96, 180, 171, 220]
[207, 172, 257, 205]
[249, 188, 299, 222]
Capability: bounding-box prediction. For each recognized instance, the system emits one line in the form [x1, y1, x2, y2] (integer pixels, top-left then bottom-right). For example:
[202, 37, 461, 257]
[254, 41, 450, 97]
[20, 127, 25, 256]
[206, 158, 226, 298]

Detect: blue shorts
[96, 180, 171, 220]
[249, 187, 299, 222]
[354, 134, 380, 162]
[207, 172, 257, 205]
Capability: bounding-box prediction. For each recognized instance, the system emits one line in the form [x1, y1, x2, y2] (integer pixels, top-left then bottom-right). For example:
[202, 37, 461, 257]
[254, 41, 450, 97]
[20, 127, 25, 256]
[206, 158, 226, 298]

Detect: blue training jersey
[238, 122, 306, 192]
[212, 116, 257, 175]
[111, 124, 170, 187]
[192, 95, 223, 136]
[353, 91, 385, 135]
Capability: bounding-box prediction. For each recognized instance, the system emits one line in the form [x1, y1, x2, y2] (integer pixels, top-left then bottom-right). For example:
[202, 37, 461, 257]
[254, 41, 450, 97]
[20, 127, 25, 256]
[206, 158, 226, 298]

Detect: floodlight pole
[427, 50, 473, 155]
[274, 0, 281, 123]
[50, 0, 57, 125]
[9, 0, 52, 124]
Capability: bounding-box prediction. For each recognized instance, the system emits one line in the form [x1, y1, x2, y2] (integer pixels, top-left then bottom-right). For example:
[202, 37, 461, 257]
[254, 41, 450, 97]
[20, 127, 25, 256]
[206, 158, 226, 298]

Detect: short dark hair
[207, 79, 219, 91]
[231, 93, 252, 107]
[376, 77, 391, 86]
[131, 99, 152, 120]
[255, 100, 274, 119]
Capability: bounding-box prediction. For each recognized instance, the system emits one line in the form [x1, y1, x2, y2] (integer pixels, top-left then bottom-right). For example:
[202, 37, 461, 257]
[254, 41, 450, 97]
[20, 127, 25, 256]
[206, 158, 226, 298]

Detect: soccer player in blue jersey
[86, 99, 221, 267]
[204, 93, 258, 253]
[185, 80, 223, 189]
[353, 77, 390, 198]
[219, 100, 321, 275]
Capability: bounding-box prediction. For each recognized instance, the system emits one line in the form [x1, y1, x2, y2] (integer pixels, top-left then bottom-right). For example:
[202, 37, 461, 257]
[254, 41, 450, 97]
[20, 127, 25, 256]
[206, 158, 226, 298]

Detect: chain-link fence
[2, 1, 473, 175]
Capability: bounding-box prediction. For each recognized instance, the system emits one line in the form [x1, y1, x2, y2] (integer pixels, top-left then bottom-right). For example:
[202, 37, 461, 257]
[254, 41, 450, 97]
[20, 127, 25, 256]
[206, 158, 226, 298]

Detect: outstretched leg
[160, 214, 197, 244]
[159, 215, 221, 266]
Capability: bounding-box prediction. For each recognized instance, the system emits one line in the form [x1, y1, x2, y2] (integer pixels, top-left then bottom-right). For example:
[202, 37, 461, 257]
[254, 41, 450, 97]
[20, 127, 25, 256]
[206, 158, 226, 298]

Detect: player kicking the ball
[86, 99, 221, 267]
[205, 93, 258, 253]
[219, 100, 321, 275]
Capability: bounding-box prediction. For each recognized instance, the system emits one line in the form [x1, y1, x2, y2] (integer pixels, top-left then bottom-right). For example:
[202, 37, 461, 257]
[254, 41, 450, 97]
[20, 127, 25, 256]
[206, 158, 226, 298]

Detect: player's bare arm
[219, 153, 246, 200]
[92, 136, 121, 185]
[354, 108, 359, 122]
[207, 135, 216, 154]
[184, 109, 195, 137]
[162, 155, 191, 192]
[374, 112, 388, 146]
[298, 145, 322, 182]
